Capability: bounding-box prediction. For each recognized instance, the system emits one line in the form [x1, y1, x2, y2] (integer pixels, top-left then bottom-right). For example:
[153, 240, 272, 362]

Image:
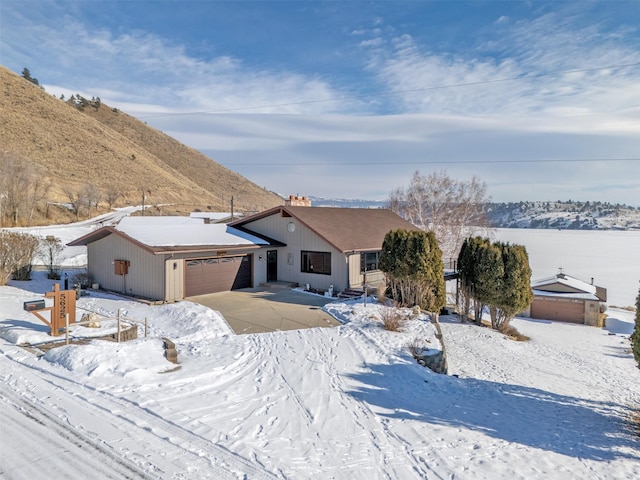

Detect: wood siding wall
[88, 235, 165, 300]
[243, 214, 349, 291]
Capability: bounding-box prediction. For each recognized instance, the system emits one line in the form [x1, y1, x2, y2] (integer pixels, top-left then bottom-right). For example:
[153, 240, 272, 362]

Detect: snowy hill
[486, 201, 640, 230]
[308, 197, 640, 230]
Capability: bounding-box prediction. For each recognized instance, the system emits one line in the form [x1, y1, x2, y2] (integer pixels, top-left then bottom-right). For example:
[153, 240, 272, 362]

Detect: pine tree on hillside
[21, 67, 40, 86]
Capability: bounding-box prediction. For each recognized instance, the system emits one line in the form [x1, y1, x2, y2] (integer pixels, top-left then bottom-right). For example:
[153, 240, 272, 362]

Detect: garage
[185, 255, 252, 297]
[530, 296, 584, 323]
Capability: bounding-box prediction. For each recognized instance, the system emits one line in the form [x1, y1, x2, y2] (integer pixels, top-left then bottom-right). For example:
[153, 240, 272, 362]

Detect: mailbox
[24, 299, 46, 311]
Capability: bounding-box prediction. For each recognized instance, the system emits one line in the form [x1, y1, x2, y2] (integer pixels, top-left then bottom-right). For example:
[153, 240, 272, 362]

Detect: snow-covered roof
[532, 289, 599, 301]
[115, 223, 269, 247]
[190, 212, 242, 221]
[118, 216, 205, 227]
[532, 273, 597, 295]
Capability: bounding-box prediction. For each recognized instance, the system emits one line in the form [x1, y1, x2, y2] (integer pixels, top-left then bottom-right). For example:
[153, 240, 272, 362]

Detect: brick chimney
[285, 195, 312, 207]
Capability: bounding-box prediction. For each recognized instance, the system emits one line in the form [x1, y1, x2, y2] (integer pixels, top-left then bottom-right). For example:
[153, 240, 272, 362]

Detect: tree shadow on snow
[0, 318, 49, 332]
[346, 362, 639, 462]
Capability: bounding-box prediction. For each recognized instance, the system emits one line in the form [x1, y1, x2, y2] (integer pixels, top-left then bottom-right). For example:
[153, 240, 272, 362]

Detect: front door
[267, 250, 277, 282]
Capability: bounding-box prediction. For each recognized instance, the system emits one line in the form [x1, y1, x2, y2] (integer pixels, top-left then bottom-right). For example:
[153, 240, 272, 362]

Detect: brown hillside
[0, 66, 282, 224]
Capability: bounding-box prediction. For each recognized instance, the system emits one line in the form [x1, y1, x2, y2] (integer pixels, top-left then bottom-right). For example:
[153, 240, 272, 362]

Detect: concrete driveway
[187, 288, 341, 334]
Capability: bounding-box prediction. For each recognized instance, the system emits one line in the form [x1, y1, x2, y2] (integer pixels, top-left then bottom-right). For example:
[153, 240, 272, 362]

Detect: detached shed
[528, 273, 607, 326]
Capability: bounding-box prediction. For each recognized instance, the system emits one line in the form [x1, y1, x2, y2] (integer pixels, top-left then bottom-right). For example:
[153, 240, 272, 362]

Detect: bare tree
[0, 231, 41, 284]
[0, 152, 53, 227]
[0, 152, 35, 226]
[26, 175, 52, 226]
[63, 186, 86, 221]
[83, 183, 101, 217]
[105, 187, 121, 209]
[388, 170, 490, 259]
[39, 236, 64, 279]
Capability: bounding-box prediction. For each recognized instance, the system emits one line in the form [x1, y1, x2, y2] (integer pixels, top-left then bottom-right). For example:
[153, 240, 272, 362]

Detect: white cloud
[362, 12, 640, 128]
[359, 38, 383, 48]
[4, 10, 356, 116]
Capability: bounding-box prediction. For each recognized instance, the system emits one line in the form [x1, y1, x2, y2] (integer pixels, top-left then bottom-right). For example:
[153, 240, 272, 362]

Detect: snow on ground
[1, 217, 639, 478]
[1, 270, 639, 479]
[5, 206, 140, 266]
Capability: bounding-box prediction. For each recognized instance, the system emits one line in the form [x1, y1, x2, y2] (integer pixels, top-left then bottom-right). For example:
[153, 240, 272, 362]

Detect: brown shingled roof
[231, 206, 419, 253]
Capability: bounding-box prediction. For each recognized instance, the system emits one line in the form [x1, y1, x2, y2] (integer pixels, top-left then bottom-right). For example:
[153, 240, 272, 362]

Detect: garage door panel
[531, 297, 583, 323]
[186, 255, 252, 296]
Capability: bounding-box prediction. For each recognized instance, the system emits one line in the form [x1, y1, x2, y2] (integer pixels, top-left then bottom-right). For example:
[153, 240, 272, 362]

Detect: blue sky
[1, 1, 639, 204]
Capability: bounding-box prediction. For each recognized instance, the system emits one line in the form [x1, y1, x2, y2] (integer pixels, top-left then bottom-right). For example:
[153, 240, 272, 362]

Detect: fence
[63, 307, 149, 346]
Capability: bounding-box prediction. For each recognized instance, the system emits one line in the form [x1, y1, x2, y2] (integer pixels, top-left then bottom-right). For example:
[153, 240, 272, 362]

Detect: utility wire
[139, 61, 640, 118]
[220, 158, 640, 167]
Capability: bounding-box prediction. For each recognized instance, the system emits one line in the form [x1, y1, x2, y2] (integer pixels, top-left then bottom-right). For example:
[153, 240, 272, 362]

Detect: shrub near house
[379, 229, 446, 315]
[457, 236, 533, 331]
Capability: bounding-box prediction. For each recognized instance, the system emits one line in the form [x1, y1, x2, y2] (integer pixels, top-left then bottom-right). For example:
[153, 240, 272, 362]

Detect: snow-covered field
[1, 217, 639, 479]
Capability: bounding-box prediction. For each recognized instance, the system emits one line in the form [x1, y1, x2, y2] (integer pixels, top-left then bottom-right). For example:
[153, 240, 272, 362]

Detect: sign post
[25, 284, 77, 336]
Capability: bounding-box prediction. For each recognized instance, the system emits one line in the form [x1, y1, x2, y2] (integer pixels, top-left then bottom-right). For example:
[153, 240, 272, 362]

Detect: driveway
[187, 288, 341, 334]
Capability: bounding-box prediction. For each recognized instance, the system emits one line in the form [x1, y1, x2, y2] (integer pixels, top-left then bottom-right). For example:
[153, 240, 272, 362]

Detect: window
[301, 251, 331, 275]
[360, 251, 381, 272]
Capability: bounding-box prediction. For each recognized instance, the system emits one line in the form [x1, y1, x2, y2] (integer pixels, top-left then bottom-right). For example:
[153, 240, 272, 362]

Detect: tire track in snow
[0, 351, 278, 480]
[0, 378, 151, 480]
[318, 325, 442, 479]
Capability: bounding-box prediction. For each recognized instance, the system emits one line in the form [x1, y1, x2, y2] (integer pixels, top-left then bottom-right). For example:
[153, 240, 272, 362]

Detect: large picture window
[301, 251, 331, 275]
[361, 251, 381, 272]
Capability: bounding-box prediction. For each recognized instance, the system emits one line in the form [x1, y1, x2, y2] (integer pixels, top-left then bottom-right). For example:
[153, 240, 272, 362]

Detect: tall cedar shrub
[457, 236, 533, 329]
[633, 287, 640, 368]
[492, 243, 533, 329]
[379, 229, 446, 313]
[458, 236, 492, 322]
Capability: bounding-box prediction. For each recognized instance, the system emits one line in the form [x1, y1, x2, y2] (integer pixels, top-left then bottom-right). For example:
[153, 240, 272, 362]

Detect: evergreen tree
[457, 237, 532, 329]
[474, 240, 504, 324]
[633, 287, 640, 368]
[458, 236, 488, 322]
[380, 229, 445, 314]
[21, 67, 40, 86]
[493, 243, 533, 329]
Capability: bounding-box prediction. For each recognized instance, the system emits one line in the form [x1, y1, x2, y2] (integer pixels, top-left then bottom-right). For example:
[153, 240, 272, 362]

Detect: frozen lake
[493, 228, 640, 308]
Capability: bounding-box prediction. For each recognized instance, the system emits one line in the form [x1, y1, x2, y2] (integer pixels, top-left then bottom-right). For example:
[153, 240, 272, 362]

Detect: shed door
[531, 297, 584, 323]
[185, 255, 252, 297]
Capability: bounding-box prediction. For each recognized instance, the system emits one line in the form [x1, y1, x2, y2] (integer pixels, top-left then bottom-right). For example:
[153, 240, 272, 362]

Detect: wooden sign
[29, 284, 77, 336]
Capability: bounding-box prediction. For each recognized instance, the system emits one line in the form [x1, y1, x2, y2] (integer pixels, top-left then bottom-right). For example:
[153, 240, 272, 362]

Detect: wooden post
[36, 284, 77, 336]
[117, 309, 122, 342]
[65, 313, 69, 345]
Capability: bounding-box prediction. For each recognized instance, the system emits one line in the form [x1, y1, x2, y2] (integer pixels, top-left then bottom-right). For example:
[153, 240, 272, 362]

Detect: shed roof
[230, 205, 419, 253]
[531, 273, 607, 302]
[532, 289, 599, 301]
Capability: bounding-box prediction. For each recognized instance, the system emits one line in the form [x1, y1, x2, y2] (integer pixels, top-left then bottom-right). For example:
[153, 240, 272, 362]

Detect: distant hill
[309, 195, 640, 230]
[485, 201, 640, 230]
[0, 66, 282, 226]
[307, 196, 387, 209]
